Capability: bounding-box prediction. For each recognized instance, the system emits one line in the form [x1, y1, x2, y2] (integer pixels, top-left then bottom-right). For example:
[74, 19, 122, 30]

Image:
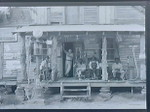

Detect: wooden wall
[118, 34, 141, 78]
[114, 6, 144, 25]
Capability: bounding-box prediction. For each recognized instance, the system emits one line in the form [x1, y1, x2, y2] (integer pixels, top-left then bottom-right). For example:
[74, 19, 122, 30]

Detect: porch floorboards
[41, 77, 146, 88]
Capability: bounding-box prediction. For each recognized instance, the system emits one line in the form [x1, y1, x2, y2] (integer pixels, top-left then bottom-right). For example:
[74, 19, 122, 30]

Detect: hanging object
[33, 30, 43, 39]
[46, 40, 53, 45]
[116, 32, 122, 42]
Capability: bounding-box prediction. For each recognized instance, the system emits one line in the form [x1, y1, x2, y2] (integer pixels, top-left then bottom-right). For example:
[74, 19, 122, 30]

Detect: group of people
[75, 56, 125, 81]
[38, 45, 135, 81]
[62, 45, 127, 80]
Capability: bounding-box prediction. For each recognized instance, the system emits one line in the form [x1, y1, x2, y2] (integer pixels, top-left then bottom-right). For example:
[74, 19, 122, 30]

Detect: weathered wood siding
[0, 8, 33, 26]
[0, 43, 4, 79]
[3, 37, 21, 78]
[99, 6, 115, 24]
[118, 34, 141, 77]
[114, 6, 144, 25]
[31, 7, 48, 25]
[66, 7, 79, 24]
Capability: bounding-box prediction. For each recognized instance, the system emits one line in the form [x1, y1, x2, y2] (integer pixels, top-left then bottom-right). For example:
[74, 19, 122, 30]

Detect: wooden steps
[60, 82, 91, 101]
[63, 89, 88, 91]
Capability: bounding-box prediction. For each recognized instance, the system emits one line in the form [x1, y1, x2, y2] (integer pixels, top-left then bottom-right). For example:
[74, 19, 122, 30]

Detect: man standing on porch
[63, 44, 73, 77]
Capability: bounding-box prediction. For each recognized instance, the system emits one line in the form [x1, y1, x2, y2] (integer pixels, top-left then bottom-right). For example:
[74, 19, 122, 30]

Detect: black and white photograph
[0, 5, 146, 109]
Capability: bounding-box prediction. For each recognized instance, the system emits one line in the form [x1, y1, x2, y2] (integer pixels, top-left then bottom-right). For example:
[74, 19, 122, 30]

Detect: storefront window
[107, 38, 117, 61]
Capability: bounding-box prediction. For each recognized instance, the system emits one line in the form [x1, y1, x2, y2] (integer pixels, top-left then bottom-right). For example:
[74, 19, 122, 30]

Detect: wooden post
[34, 39, 41, 79]
[101, 35, 108, 81]
[0, 42, 4, 79]
[139, 34, 146, 80]
[26, 36, 32, 82]
[51, 37, 58, 81]
[19, 33, 27, 82]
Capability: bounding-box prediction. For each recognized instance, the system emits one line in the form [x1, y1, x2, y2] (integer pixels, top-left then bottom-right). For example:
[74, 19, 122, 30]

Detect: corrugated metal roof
[13, 24, 145, 33]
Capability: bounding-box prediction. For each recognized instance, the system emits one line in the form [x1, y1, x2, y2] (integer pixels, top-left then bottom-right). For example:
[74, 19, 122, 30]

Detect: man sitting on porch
[76, 59, 86, 80]
[89, 55, 101, 80]
[40, 56, 52, 81]
[112, 58, 124, 80]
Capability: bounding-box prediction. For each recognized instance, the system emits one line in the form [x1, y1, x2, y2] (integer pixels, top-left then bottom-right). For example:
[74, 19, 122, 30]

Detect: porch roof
[0, 27, 17, 42]
[13, 24, 145, 33]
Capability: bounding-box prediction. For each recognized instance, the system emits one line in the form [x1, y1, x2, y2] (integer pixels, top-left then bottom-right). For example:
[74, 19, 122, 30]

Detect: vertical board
[99, 6, 115, 24]
[0, 43, 4, 79]
[99, 6, 106, 24]
[66, 7, 79, 24]
[114, 6, 144, 24]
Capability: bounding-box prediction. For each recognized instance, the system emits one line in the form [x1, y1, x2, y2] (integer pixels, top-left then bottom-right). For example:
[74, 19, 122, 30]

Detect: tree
[0, 7, 11, 23]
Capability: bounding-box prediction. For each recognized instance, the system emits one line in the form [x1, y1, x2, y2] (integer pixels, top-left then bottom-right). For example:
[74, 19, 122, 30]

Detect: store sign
[0, 28, 17, 42]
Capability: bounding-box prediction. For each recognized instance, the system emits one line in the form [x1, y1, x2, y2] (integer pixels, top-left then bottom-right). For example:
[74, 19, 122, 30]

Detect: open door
[63, 42, 74, 77]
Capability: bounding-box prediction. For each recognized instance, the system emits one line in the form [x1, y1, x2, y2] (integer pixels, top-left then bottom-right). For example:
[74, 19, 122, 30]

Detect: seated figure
[89, 56, 102, 79]
[112, 58, 124, 80]
[76, 59, 86, 80]
[40, 56, 52, 81]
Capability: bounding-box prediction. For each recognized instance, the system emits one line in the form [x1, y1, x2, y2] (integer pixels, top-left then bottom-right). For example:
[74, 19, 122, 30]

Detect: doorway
[62, 42, 74, 77]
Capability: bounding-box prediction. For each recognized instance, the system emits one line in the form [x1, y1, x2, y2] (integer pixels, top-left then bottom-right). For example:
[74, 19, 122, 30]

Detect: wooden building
[12, 24, 146, 99]
[0, 6, 146, 99]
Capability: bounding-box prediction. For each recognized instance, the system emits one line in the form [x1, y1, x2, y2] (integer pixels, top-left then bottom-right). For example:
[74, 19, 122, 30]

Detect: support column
[15, 85, 25, 101]
[101, 36, 108, 81]
[34, 39, 41, 82]
[15, 33, 27, 101]
[26, 36, 32, 81]
[99, 87, 111, 99]
[28, 86, 45, 104]
[0, 42, 4, 79]
[18, 33, 27, 82]
[51, 37, 58, 81]
[139, 34, 146, 81]
[27, 39, 44, 104]
[100, 35, 111, 99]
[139, 34, 146, 95]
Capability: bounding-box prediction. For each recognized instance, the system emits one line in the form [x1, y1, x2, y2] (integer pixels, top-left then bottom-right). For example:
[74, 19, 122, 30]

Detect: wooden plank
[62, 84, 90, 86]
[0, 81, 17, 85]
[62, 95, 89, 98]
[60, 82, 63, 100]
[0, 42, 4, 79]
[63, 89, 88, 91]
[42, 81, 146, 88]
[88, 83, 91, 97]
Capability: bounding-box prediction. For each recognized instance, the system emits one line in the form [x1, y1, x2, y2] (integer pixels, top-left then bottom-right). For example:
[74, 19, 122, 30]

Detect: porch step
[62, 95, 89, 98]
[63, 89, 88, 91]
[60, 82, 91, 101]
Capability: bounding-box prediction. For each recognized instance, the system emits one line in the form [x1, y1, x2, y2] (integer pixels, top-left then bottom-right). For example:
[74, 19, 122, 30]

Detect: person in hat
[112, 58, 124, 80]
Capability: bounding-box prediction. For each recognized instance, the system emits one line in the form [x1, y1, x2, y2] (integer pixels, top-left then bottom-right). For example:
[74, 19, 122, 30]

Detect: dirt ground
[0, 92, 146, 109]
